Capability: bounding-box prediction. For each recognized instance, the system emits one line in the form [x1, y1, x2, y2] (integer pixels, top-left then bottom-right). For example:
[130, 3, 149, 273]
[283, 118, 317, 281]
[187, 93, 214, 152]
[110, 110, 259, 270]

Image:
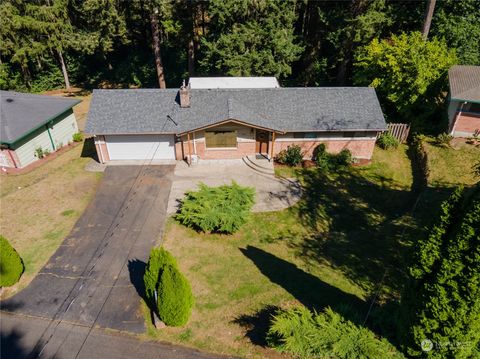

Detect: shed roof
[448, 65, 480, 103]
[85, 87, 386, 135]
[1, 91, 80, 144]
[189, 76, 279, 89]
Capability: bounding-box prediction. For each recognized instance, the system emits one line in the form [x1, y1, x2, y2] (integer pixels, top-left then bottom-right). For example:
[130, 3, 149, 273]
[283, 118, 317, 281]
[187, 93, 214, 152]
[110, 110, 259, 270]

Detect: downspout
[46, 122, 55, 151]
[451, 101, 467, 135]
[96, 135, 105, 163]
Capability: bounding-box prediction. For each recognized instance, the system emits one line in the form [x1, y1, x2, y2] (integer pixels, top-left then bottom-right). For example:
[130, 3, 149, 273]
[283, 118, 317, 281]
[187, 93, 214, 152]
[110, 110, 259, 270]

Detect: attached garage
[104, 135, 175, 160]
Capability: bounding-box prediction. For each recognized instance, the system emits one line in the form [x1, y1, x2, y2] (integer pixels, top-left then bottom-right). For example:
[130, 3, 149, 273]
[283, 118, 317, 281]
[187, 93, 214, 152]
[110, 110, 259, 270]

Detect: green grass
[145, 145, 423, 356]
[0, 145, 102, 297]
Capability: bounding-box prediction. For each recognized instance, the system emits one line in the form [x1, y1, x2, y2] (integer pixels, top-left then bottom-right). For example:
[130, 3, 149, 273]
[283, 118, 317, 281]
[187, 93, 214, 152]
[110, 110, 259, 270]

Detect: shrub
[331, 149, 353, 167]
[275, 145, 304, 166]
[176, 181, 255, 234]
[434, 132, 453, 147]
[267, 306, 404, 359]
[72, 132, 83, 142]
[377, 132, 399, 150]
[312, 144, 353, 171]
[143, 248, 193, 327]
[35, 147, 45, 159]
[0, 235, 24, 287]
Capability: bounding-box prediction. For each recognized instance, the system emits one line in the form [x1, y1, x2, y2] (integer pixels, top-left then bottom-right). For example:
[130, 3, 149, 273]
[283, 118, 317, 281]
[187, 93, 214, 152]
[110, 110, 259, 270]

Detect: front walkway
[168, 156, 302, 213]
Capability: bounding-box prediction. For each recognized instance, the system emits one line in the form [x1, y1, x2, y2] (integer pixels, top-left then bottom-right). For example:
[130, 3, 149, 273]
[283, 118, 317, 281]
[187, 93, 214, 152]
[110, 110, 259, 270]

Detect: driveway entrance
[1, 165, 174, 334]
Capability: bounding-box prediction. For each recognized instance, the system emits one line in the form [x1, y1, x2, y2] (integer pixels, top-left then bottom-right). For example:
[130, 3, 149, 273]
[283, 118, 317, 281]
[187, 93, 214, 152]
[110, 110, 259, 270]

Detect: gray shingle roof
[449, 65, 480, 102]
[1, 91, 80, 144]
[85, 87, 386, 135]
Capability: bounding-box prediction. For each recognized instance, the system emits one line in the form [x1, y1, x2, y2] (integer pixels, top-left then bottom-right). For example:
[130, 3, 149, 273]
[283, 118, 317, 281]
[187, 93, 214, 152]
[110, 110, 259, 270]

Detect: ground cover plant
[267, 306, 404, 358]
[144, 248, 193, 327]
[176, 182, 255, 234]
[0, 235, 24, 287]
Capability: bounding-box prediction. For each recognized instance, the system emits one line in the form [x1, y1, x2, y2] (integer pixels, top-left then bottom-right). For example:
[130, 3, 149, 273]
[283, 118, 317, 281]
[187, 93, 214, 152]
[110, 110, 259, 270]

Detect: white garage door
[105, 135, 175, 160]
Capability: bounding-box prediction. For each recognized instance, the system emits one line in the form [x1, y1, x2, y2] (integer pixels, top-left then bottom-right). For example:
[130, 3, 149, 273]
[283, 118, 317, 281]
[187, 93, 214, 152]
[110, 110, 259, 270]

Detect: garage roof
[448, 65, 480, 103]
[85, 87, 386, 135]
[1, 91, 80, 144]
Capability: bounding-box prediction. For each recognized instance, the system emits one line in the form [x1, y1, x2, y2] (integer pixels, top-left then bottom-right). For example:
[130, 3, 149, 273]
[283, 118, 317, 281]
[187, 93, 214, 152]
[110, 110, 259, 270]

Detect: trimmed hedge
[268, 306, 404, 359]
[312, 144, 353, 170]
[0, 235, 24, 287]
[143, 248, 193, 327]
[176, 181, 255, 234]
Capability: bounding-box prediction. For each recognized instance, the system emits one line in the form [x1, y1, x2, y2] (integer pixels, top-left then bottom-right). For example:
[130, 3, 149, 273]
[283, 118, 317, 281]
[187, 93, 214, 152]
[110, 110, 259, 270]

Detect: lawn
[145, 145, 422, 357]
[0, 144, 102, 297]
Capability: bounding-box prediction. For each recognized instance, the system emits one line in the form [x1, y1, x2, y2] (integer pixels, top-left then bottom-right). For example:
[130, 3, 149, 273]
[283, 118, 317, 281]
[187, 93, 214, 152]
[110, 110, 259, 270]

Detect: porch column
[270, 132, 276, 161]
[187, 132, 192, 166]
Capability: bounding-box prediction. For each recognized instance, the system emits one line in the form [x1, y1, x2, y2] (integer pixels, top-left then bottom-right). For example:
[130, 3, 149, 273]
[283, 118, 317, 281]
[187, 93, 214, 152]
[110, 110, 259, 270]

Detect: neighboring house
[85, 78, 386, 164]
[0, 91, 80, 169]
[448, 65, 480, 137]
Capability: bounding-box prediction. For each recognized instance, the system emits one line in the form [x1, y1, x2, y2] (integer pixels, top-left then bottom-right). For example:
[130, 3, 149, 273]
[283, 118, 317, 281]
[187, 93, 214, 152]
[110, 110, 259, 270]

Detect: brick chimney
[179, 80, 190, 108]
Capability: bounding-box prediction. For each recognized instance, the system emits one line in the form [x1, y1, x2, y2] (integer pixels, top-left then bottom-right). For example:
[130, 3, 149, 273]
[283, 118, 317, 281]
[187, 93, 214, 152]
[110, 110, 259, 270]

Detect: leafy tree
[431, 0, 480, 65]
[0, 235, 24, 287]
[354, 32, 456, 123]
[399, 186, 480, 358]
[199, 0, 303, 78]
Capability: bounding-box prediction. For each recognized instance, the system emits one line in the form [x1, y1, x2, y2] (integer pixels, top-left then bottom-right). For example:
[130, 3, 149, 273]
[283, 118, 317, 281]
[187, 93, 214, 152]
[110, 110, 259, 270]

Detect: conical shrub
[0, 235, 24, 287]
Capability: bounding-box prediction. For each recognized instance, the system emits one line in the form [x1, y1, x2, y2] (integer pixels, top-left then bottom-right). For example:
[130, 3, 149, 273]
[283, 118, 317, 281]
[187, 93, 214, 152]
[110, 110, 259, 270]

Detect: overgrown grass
[145, 145, 421, 356]
[0, 145, 102, 297]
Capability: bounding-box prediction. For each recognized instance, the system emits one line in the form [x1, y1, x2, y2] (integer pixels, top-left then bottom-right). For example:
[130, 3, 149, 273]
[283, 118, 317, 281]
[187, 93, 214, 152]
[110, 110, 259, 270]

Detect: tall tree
[150, 7, 166, 88]
[199, 0, 303, 78]
[399, 186, 480, 358]
[354, 32, 456, 123]
[421, 0, 436, 40]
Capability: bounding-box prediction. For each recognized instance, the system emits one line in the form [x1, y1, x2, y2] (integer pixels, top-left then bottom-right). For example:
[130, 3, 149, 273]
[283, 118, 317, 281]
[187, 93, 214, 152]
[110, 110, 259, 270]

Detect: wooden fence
[379, 123, 410, 143]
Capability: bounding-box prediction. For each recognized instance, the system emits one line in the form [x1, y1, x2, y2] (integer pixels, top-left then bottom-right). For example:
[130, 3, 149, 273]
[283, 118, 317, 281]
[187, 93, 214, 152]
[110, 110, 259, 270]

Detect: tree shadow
[1, 329, 43, 359]
[240, 246, 366, 316]
[233, 305, 280, 347]
[128, 259, 146, 301]
[80, 137, 99, 162]
[296, 168, 418, 297]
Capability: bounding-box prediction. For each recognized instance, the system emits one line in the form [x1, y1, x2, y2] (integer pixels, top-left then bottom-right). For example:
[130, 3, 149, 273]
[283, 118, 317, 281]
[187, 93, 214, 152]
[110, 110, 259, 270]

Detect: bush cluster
[176, 181, 255, 234]
[377, 132, 400, 150]
[275, 145, 304, 166]
[143, 248, 193, 327]
[312, 144, 353, 170]
[0, 235, 24, 287]
[434, 132, 453, 147]
[267, 306, 404, 359]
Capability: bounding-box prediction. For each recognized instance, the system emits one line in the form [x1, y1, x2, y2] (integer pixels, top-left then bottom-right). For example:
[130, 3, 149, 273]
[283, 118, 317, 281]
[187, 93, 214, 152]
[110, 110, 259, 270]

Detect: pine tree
[399, 186, 480, 358]
[199, 0, 303, 78]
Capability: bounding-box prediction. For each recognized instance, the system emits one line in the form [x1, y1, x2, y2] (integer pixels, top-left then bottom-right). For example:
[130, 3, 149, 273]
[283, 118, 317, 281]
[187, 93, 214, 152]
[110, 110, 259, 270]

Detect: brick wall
[452, 113, 480, 137]
[195, 141, 256, 159]
[274, 139, 376, 159]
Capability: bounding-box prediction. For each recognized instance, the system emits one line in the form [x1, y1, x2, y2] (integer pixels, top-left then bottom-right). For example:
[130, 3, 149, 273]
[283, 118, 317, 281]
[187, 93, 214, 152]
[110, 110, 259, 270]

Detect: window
[205, 130, 237, 148]
[293, 132, 317, 139]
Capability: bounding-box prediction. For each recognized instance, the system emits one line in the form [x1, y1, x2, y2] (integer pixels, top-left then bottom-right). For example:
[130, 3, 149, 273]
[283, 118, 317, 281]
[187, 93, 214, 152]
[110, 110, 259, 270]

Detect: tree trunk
[57, 49, 71, 90]
[188, 38, 195, 76]
[150, 11, 166, 89]
[422, 0, 437, 40]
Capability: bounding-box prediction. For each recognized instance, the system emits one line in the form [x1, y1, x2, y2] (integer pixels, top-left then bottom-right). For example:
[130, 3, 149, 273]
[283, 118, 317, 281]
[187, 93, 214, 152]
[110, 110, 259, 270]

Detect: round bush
[157, 264, 194, 327]
[275, 145, 303, 166]
[0, 235, 24, 287]
[377, 132, 399, 150]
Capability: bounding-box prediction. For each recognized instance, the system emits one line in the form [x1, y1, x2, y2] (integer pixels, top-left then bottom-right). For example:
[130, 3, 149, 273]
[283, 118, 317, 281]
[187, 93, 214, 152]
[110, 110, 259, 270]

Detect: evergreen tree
[399, 186, 480, 358]
[199, 0, 303, 78]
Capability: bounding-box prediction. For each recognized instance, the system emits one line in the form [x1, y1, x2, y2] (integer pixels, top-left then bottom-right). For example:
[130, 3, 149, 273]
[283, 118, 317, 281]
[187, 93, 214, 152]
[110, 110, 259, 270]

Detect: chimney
[179, 79, 190, 108]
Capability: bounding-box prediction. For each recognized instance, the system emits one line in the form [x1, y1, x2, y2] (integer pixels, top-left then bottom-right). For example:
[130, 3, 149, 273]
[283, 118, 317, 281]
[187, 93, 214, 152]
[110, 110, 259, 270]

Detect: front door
[255, 130, 269, 154]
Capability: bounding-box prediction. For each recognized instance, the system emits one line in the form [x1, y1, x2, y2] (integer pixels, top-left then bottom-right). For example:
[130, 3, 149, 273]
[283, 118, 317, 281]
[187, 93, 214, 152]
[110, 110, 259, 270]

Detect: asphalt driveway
[1, 165, 174, 334]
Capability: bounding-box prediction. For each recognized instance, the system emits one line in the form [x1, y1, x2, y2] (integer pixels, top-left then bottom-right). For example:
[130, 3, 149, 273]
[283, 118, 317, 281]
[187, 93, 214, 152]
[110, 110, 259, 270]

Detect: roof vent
[6, 98, 13, 103]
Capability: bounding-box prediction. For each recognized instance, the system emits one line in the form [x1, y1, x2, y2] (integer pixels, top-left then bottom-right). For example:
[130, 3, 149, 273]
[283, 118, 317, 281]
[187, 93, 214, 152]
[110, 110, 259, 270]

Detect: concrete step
[242, 156, 275, 176]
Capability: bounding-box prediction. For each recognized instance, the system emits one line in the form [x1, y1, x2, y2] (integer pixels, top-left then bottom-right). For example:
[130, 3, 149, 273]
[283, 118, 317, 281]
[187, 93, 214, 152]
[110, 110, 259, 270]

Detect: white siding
[11, 110, 79, 168]
[49, 111, 78, 148]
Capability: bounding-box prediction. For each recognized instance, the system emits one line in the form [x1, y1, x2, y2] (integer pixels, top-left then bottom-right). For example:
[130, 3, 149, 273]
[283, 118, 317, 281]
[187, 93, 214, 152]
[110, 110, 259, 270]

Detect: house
[448, 65, 480, 137]
[85, 78, 386, 164]
[0, 91, 80, 169]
